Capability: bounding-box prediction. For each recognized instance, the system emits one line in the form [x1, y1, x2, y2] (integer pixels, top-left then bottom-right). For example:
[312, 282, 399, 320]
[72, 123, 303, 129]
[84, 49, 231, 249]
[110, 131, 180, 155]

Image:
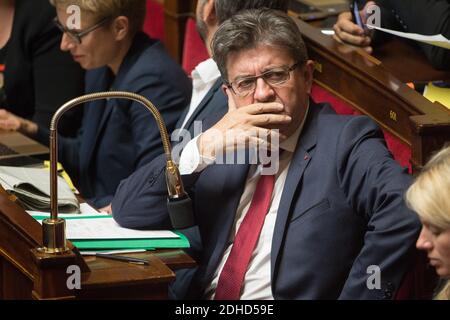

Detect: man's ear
[221, 84, 229, 96]
[303, 60, 315, 95]
[112, 16, 129, 41]
[222, 84, 238, 111]
[203, 0, 217, 26]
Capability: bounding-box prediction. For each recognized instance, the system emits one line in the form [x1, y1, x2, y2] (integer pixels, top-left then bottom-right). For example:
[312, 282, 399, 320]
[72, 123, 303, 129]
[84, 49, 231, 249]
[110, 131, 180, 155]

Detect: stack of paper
[0, 166, 79, 214]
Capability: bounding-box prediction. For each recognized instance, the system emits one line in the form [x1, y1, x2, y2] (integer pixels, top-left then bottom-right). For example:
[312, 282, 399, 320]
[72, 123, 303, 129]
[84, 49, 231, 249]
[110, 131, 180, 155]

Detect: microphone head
[167, 194, 194, 229]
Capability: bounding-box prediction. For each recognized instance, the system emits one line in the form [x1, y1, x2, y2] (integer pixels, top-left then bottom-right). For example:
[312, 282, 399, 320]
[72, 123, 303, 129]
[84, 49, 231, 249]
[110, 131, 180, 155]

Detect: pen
[350, 1, 365, 31]
[95, 253, 150, 265]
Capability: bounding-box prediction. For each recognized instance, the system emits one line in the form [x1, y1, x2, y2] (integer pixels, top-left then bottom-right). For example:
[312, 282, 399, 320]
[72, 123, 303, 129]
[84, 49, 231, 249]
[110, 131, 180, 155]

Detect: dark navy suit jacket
[176, 79, 226, 132]
[43, 32, 191, 208]
[112, 101, 421, 299]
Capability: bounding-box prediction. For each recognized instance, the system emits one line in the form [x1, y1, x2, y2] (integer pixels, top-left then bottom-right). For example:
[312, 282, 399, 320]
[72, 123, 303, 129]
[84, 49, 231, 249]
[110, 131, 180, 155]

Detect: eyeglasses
[53, 17, 111, 44]
[227, 62, 301, 97]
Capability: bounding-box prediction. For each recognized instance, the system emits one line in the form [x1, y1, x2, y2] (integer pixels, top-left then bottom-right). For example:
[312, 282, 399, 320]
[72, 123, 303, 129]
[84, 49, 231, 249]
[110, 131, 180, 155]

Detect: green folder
[32, 215, 190, 250]
[71, 232, 190, 250]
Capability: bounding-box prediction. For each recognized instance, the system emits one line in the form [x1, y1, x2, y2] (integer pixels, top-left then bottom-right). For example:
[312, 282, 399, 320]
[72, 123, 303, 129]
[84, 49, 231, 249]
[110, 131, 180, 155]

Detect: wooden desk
[303, 14, 450, 83]
[296, 19, 450, 171]
[0, 192, 196, 300]
[373, 39, 450, 83]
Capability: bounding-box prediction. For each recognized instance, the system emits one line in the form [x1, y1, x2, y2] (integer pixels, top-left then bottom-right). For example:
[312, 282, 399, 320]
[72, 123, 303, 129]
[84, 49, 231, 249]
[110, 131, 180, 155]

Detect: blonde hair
[435, 282, 450, 300]
[405, 145, 450, 300]
[49, 0, 146, 36]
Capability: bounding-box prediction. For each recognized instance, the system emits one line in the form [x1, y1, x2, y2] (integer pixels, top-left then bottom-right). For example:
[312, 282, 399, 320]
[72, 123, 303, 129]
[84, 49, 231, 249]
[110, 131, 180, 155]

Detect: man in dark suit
[113, 9, 421, 299]
[97, 0, 288, 215]
[112, 0, 291, 213]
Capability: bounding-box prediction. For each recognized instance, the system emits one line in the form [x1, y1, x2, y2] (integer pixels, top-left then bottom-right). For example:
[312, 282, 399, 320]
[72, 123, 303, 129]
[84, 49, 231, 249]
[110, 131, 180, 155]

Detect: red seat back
[143, 0, 165, 41]
[182, 18, 209, 75]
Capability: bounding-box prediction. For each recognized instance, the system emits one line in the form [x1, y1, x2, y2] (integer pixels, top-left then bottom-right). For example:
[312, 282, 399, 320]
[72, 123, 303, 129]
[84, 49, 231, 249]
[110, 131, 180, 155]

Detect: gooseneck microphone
[40, 91, 194, 254]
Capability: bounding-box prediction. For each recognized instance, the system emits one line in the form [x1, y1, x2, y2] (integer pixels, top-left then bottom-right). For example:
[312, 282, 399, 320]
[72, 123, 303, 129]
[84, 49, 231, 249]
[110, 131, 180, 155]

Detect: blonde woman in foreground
[406, 145, 450, 300]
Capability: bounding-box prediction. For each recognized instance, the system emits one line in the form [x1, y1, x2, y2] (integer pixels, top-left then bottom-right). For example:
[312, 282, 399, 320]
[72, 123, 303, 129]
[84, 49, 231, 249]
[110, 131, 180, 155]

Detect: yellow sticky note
[43, 161, 76, 192]
[423, 82, 450, 110]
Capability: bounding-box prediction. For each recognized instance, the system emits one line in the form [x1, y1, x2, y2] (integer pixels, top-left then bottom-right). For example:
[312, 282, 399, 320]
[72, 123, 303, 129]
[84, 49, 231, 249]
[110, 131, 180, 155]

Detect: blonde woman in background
[406, 145, 450, 300]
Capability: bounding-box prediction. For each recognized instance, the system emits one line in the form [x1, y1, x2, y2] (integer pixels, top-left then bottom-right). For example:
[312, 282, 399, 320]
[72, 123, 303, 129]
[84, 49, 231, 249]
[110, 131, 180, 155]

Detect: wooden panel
[0, 194, 41, 282]
[1, 258, 33, 300]
[154, 249, 197, 270]
[163, 0, 196, 62]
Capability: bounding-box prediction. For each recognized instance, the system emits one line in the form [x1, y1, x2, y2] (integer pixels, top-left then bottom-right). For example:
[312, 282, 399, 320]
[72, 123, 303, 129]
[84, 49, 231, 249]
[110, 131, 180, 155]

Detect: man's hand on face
[197, 90, 291, 160]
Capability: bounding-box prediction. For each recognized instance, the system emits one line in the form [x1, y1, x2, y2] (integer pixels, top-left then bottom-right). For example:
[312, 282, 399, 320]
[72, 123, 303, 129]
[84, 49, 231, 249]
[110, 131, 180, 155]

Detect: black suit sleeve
[112, 152, 202, 229]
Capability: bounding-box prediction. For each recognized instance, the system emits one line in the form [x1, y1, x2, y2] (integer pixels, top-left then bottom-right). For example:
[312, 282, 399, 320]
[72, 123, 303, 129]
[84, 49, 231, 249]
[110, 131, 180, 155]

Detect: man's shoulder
[310, 102, 385, 153]
[313, 102, 380, 133]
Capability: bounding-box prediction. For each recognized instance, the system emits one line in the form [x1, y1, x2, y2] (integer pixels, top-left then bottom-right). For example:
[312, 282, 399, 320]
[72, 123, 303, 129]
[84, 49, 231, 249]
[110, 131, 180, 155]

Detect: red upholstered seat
[311, 84, 411, 172]
[182, 18, 209, 75]
[143, 0, 165, 41]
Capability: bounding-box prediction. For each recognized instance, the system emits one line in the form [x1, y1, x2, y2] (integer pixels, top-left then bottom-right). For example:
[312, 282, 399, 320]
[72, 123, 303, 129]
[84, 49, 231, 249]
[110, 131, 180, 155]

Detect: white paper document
[367, 25, 450, 49]
[64, 217, 180, 240]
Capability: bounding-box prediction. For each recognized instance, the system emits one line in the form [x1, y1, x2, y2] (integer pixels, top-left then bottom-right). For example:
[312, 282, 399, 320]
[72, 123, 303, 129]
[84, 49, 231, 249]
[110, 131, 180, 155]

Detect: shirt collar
[191, 58, 221, 86]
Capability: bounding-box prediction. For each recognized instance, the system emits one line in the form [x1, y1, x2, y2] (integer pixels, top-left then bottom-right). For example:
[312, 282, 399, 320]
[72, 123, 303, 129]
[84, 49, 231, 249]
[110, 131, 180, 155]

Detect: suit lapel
[270, 102, 321, 281]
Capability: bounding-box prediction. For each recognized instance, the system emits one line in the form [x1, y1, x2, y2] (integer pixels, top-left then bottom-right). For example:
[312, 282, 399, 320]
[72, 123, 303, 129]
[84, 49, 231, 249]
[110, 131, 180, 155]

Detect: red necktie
[214, 173, 275, 300]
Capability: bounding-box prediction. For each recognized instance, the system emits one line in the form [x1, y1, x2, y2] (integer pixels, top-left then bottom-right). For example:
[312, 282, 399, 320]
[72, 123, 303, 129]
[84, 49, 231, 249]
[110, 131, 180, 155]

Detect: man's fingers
[0, 120, 14, 130]
[338, 19, 365, 37]
[335, 27, 369, 46]
[334, 13, 372, 47]
[242, 102, 285, 115]
[248, 113, 292, 127]
[363, 46, 373, 54]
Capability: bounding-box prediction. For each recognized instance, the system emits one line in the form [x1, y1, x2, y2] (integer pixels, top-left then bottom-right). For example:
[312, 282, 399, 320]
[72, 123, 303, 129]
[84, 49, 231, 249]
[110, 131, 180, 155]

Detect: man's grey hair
[212, 8, 309, 82]
[215, 0, 289, 24]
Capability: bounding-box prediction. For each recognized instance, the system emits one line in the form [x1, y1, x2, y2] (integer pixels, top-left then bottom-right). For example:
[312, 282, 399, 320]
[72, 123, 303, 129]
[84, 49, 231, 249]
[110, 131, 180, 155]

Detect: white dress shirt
[179, 58, 221, 130]
[178, 103, 310, 300]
